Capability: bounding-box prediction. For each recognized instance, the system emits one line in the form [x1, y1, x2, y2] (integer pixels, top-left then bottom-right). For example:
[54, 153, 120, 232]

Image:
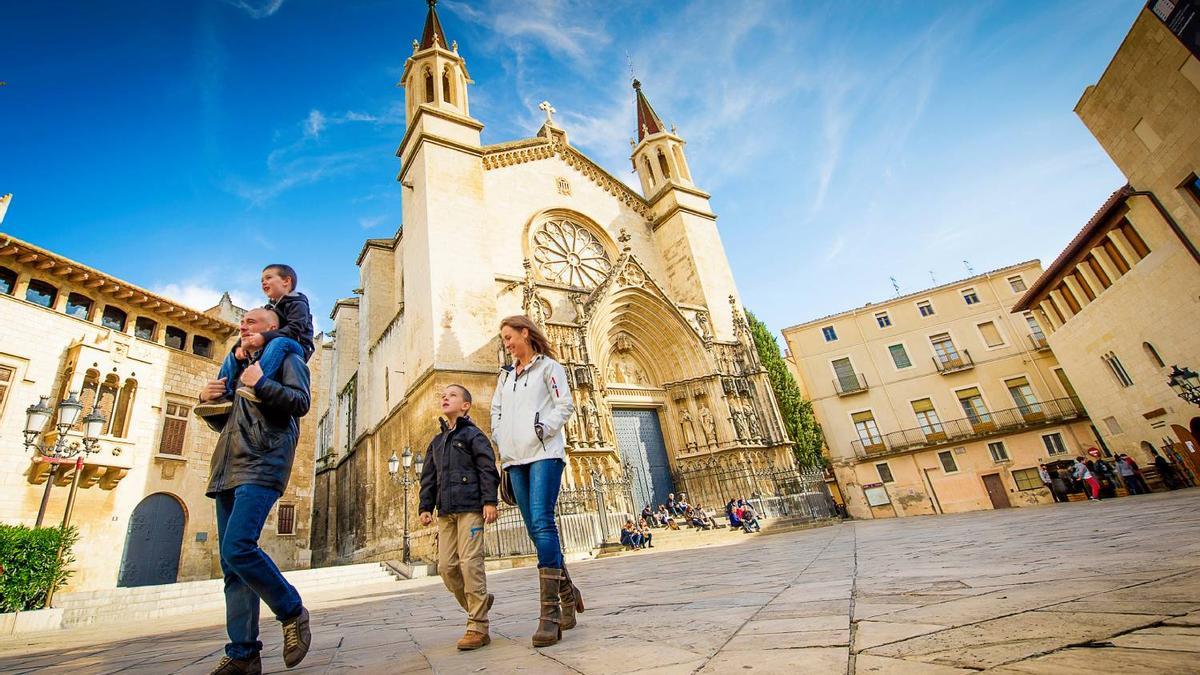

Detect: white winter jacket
[490, 354, 575, 468]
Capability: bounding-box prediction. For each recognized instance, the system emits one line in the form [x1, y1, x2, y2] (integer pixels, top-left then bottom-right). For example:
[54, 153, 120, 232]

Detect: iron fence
[670, 462, 837, 522]
[482, 471, 636, 559]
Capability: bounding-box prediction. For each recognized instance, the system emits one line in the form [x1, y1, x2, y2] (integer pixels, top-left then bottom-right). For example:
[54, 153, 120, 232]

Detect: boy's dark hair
[448, 383, 472, 403]
[264, 264, 298, 292]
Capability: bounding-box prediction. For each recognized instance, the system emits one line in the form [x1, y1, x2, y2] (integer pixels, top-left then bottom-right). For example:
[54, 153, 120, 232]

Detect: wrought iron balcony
[1028, 334, 1050, 351]
[933, 349, 974, 374]
[850, 396, 1087, 458]
[833, 373, 869, 396]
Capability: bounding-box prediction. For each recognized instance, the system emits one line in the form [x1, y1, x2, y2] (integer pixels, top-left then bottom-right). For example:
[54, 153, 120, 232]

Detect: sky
[0, 0, 1138, 338]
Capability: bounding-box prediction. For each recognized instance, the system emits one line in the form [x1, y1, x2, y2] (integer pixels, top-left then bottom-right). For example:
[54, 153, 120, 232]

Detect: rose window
[532, 219, 612, 289]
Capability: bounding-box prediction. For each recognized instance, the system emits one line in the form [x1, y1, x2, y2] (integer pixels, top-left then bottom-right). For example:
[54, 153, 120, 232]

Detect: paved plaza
[3, 490, 1200, 674]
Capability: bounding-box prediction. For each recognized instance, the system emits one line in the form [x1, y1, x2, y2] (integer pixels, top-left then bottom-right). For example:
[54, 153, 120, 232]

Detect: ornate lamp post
[1168, 365, 1200, 407]
[388, 447, 424, 564]
[24, 393, 105, 527]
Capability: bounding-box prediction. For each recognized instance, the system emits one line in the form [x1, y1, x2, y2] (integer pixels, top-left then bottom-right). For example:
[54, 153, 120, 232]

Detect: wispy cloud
[225, 148, 369, 207]
[304, 109, 326, 138]
[151, 282, 257, 314]
[359, 215, 386, 230]
[222, 0, 285, 19]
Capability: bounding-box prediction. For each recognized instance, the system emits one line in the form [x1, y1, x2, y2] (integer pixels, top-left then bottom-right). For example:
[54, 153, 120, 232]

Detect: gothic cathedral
[311, 1, 794, 563]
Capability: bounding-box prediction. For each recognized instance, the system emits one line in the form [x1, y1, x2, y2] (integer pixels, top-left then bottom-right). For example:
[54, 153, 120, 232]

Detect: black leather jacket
[419, 416, 500, 515]
[204, 353, 311, 497]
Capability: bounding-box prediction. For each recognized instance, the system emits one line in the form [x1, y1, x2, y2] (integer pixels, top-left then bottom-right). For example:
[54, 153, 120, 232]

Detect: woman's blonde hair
[500, 314, 556, 360]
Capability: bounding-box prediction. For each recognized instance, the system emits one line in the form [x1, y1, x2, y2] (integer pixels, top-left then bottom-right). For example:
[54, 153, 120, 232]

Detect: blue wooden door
[612, 409, 675, 511]
[118, 493, 185, 587]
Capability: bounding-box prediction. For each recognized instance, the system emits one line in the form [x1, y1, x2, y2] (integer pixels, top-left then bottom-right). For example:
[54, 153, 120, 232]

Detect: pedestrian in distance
[1151, 449, 1181, 489]
[1073, 456, 1101, 501]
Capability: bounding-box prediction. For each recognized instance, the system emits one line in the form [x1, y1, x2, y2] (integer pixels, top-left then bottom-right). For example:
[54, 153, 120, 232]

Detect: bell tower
[400, 0, 472, 124]
[630, 80, 741, 340]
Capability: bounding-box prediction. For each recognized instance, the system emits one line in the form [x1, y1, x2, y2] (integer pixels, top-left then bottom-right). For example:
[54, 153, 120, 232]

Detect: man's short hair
[448, 383, 472, 403]
[264, 264, 298, 291]
[247, 306, 281, 329]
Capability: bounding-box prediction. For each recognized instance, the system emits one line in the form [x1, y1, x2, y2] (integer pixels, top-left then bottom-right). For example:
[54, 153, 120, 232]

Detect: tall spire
[633, 79, 665, 141]
[419, 0, 448, 50]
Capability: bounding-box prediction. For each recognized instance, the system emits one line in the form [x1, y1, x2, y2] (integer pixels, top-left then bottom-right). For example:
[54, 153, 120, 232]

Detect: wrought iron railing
[933, 349, 974, 374]
[850, 396, 1086, 458]
[671, 461, 838, 522]
[833, 373, 868, 396]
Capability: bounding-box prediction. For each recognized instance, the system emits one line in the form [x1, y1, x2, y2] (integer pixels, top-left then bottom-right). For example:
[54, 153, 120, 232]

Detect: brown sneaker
[194, 397, 233, 418]
[281, 607, 311, 668]
[456, 630, 491, 651]
[236, 386, 262, 404]
[209, 655, 262, 675]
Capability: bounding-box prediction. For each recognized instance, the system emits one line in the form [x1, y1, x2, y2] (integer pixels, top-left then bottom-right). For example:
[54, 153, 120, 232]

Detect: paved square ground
[3, 490, 1200, 674]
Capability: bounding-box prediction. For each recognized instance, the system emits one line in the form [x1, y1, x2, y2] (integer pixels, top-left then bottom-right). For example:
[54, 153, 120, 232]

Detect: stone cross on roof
[538, 100, 557, 126]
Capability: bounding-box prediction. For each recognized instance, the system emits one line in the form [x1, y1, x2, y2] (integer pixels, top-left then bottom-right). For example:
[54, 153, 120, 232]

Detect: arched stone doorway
[587, 281, 714, 509]
[118, 493, 186, 587]
[1170, 424, 1200, 484]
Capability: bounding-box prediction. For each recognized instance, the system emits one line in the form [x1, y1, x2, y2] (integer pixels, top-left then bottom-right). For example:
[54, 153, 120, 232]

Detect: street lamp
[24, 393, 105, 527]
[389, 446, 424, 564]
[1168, 365, 1200, 406]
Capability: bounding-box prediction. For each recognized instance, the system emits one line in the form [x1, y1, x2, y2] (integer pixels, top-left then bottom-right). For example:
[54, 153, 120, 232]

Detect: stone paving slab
[1, 490, 1199, 673]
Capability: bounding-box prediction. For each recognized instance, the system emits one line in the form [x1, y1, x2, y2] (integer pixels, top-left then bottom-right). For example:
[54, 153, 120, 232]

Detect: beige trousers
[437, 511, 490, 633]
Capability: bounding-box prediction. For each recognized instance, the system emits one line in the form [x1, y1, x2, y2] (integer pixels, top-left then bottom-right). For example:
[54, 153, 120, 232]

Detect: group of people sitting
[725, 498, 762, 533]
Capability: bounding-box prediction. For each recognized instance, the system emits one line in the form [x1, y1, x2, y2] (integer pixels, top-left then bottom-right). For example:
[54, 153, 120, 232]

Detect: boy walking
[419, 385, 500, 650]
[196, 264, 314, 416]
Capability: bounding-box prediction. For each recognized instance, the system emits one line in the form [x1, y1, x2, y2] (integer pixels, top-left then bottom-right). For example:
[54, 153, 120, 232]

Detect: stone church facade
[310, 2, 794, 565]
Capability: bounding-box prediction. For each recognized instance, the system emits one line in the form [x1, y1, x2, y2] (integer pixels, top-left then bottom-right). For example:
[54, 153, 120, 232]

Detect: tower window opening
[657, 150, 671, 180]
[643, 157, 655, 187]
[442, 69, 453, 104]
[424, 69, 434, 103]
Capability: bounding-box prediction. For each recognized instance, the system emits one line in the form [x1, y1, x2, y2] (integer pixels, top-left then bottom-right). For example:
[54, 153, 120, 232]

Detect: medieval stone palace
[309, 2, 795, 565]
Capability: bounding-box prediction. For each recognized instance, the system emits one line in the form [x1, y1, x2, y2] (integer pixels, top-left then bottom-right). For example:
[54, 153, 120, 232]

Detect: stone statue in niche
[699, 405, 717, 446]
[731, 408, 747, 440]
[747, 408, 763, 442]
[570, 292, 587, 325]
[588, 403, 603, 443]
[695, 311, 713, 343]
[579, 398, 596, 444]
[679, 408, 698, 449]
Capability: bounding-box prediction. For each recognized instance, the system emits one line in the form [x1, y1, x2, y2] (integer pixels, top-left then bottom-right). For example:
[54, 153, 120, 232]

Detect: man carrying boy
[199, 308, 312, 674]
[196, 264, 314, 417]
[419, 385, 500, 650]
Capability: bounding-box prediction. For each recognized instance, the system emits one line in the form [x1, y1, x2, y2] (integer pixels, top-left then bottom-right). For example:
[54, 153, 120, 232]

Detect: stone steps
[56, 562, 398, 628]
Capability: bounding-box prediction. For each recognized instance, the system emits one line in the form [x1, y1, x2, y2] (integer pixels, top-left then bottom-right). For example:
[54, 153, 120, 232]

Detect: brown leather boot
[456, 630, 491, 650]
[532, 568, 564, 647]
[559, 564, 585, 630]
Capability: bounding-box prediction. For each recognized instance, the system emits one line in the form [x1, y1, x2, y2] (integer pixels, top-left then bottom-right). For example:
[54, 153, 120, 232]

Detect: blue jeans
[217, 337, 303, 397]
[214, 484, 303, 660]
[508, 458, 565, 569]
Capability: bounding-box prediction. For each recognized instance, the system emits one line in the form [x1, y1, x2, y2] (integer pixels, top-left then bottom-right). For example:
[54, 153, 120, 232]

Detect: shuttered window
[852, 410, 883, 448]
[0, 365, 14, 413]
[159, 402, 190, 456]
[277, 504, 296, 535]
[978, 321, 1004, 348]
[911, 398, 944, 437]
[956, 387, 990, 425]
[888, 344, 912, 369]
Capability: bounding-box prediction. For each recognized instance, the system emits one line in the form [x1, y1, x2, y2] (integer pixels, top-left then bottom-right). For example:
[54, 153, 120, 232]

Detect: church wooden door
[982, 474, 1011, 510]
[118, 493, 186, 587]
[613, 409, 674, 511]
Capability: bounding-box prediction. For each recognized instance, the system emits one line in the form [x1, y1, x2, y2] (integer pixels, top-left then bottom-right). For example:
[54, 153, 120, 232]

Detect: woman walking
[490, 315, 582, 647]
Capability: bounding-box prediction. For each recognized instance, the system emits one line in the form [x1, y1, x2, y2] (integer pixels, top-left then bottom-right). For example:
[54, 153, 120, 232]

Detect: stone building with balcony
[1013, 5, 1200, 484]
[0, 232, 318, 591]
[782, 260, 1101, 519]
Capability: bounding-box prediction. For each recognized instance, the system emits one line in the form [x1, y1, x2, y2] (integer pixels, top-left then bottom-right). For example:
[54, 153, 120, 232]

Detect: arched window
[657, 149, 671, 180]
[0, 266, 17, 295]
[1143, 342, 1165, 368]
[110, 378, 136, 438]
[65, 293, 93, 320]
[192, 335, 213, 358]
[73, 369, 101, 432]
[25, 279, 57, 308]
[642, 157, 655, 186]
[1141, 440, 1157, 457]
[165, 326, 187, 351]
[101, 305, 127, 332]
[442, 68, 453, 105]
[672, 145, 691, 181]
[423, 69, 435, 103]
[97, 374, 119, 436]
